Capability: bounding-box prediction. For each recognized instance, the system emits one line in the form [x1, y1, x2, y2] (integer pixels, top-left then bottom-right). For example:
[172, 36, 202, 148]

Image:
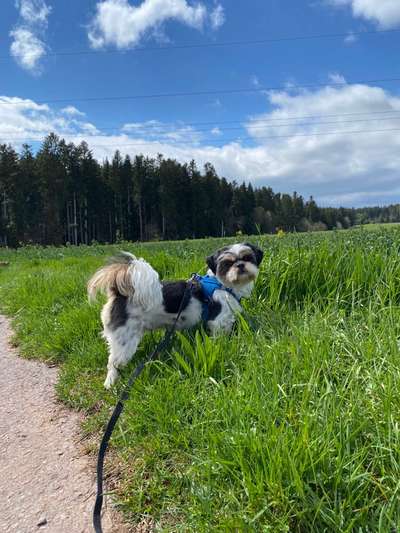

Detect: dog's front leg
[207, 316, 234, 336]
[207, 293, 239, 336]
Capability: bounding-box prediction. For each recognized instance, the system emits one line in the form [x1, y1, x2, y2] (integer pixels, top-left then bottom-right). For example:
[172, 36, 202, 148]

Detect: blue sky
[1, 0, 400, 206]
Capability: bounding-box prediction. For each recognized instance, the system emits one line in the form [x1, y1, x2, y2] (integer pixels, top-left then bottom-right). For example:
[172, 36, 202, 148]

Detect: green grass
[1, 227, 400, 531]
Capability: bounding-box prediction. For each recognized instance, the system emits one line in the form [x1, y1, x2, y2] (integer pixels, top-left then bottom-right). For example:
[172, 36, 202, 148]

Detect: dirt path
[0, 315, 129, 533]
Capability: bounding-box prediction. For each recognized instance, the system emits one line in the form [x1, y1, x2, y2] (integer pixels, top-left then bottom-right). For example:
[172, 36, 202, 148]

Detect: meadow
[1, 227, 400, 532]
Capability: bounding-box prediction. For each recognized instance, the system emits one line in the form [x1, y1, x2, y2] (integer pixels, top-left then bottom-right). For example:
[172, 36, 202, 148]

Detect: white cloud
[10, 28, 46, 72]
[17, 0, 51, 25]
[122, 119, 203, 143]
[328, 0, 400, 28]
[241, 82, 400, 204]
[211, 126, 222, 136]
[88, 0, 224, 49]
[344, 31, 357, 44]
[61, 106, 86, 117]
[250, 75, 260, 88]
[0, 96, 97, 142]
[328, 72, 347, 84]
[122, 119, 164, 132]
[3, 80, 400, 207]
[10, 0, 51, 73]
[210, 4, 225, 30]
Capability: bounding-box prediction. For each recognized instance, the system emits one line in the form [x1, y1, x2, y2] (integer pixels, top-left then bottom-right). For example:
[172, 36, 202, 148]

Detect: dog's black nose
[237, 262, 245, 272]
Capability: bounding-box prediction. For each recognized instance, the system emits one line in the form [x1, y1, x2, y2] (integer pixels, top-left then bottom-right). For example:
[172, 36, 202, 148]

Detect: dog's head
[206, 242, 263, 287]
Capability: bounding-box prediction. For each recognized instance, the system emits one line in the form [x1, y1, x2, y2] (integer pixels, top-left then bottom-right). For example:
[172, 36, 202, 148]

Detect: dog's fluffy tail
[87, 251, 162, 311]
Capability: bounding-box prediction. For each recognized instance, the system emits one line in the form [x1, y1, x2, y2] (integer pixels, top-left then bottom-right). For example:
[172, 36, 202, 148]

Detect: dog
[88, 243, 263, 388]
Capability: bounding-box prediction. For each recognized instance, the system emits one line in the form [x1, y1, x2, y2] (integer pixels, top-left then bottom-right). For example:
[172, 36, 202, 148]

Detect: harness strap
[192, 273, 241, 321]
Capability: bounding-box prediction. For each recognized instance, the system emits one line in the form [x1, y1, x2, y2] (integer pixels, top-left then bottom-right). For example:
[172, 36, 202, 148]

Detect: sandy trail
[0, 315, 128, 533]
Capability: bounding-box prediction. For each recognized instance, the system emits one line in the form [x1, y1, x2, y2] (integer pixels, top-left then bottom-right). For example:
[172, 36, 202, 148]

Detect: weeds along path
[0, 314, 128, 533]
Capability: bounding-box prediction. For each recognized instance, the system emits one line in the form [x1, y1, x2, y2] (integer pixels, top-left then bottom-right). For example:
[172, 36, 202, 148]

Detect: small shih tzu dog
[88, 243, 263, 388]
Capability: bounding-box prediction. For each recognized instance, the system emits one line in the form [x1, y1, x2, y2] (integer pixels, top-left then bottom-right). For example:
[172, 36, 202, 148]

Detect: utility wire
[19, 108, 400, 133]
[2, 27, 400, 61]
[1, 77, 400, 106]
[2, 107, 400, 136]
[57, 113, 400, 132]
[3, 125, 400, 148]
[3, 113, 400, 140]
[88, 126, 400, 147]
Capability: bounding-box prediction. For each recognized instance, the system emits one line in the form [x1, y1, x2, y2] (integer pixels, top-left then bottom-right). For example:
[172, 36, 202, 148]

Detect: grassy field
[1, 227, 400, 531]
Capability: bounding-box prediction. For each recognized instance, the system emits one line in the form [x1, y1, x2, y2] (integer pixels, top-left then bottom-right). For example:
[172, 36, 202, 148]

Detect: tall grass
[1, 227, 400, 531]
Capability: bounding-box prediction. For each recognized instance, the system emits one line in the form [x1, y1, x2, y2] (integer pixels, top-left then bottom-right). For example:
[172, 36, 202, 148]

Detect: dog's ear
[206, 253, 217, 273]
[244, 243, 264, 266]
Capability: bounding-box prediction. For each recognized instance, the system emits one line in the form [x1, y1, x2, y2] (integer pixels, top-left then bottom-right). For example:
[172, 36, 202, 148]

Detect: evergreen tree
[17, 144, 41, 243]
[0, 144, 20, 245]
[35, 134, 69, 244]
[1, 134, 392, 247]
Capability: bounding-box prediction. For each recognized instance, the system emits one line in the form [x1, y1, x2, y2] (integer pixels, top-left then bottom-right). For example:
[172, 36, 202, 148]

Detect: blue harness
[192, 273, 241, 321]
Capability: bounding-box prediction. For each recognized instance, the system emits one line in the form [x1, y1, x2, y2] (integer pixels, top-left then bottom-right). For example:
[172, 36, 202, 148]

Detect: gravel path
[0, 315, 129, 533]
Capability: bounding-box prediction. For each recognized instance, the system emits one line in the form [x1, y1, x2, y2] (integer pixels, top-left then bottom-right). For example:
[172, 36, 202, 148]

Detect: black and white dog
[88, 243, 263, 388]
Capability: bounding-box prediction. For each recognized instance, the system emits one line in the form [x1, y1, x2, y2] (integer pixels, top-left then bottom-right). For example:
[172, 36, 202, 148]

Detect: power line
[78, 111, 400, 135]
[2, 27, 400, 61]
[1, 77, 400, 106]
[3, 113, 400, 141]
[38, 108, 400, 132]
[87, 126, 400, 147]
[202, 113, 400, 133]
[2, 107, 400, 136]
[3, 125, 400, 148]
[72, 113, 400, 134]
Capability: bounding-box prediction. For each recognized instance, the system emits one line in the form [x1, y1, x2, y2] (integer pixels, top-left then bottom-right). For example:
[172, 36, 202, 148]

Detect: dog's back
[88, 252, 163, 312]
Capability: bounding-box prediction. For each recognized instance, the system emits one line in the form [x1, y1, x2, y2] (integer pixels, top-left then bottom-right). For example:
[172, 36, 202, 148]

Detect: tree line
[0, 133, 391, 247]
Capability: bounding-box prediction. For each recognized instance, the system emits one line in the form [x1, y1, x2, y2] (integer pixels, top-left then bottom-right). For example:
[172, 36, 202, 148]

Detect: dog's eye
[242, 255, 254, 262]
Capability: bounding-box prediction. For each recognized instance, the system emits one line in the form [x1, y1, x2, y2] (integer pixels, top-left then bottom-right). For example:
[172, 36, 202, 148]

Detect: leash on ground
[93, 275, 196, 533]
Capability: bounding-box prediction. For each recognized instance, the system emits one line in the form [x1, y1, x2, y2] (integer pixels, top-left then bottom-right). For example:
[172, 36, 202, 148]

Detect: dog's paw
[103, 378, 112, 390]
[104, 369, 118, 389]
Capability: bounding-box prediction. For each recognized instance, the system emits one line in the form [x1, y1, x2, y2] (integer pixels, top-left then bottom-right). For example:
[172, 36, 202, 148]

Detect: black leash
[93, 276, 195, 533]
